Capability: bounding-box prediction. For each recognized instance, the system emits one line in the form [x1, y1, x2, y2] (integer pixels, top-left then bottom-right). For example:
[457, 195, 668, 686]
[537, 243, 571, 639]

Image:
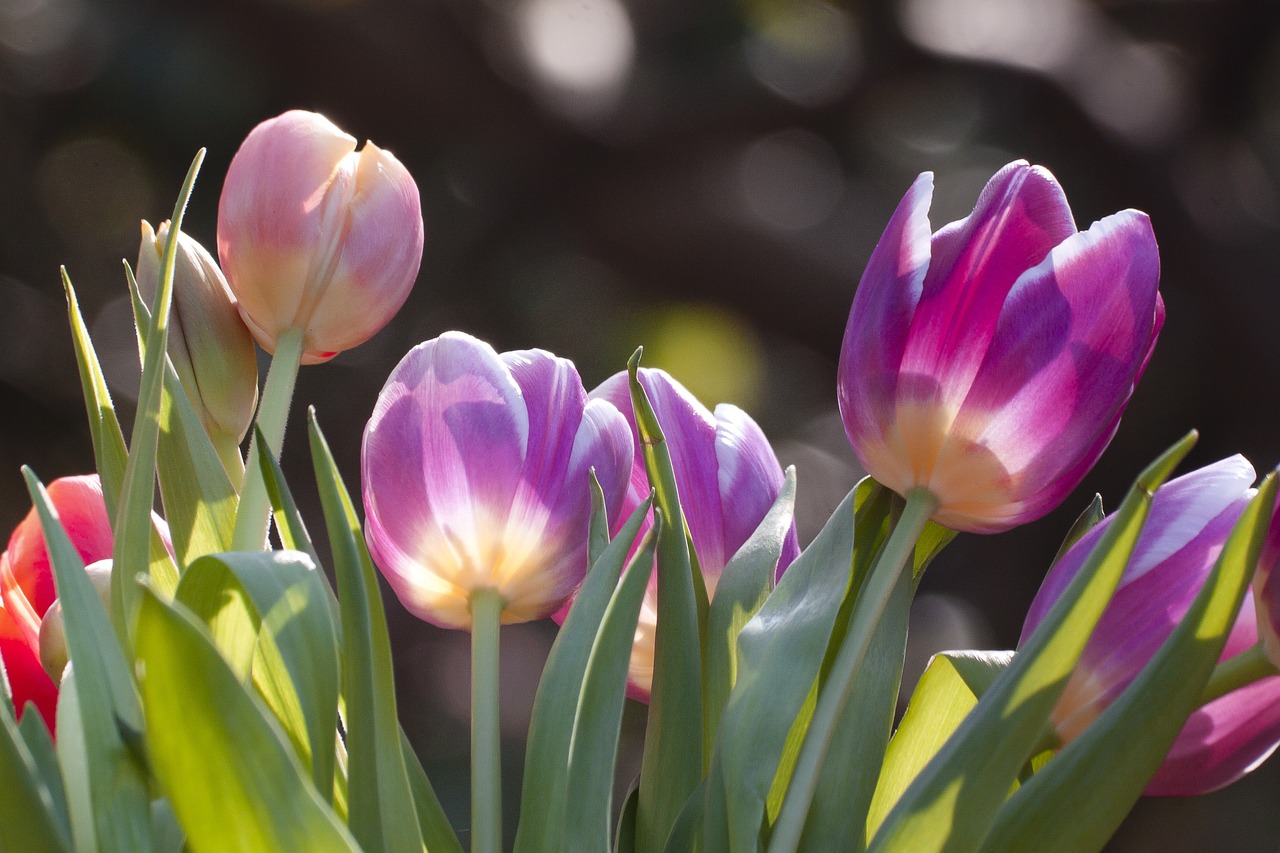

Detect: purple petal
[1021, 456, 1257, 644]
[956, 211, 1161, 522]
[838, 171, 934, 454]
[713, 403, 796, 576]
[362, 332, 527, 627]
[896, 162, 1077, 406]
[1145, 673, 1280, 796]
[501, 348, 588, 514]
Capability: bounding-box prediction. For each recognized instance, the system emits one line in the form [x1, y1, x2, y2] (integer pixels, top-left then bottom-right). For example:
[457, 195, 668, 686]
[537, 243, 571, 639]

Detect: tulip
[361, 332, 634, 630]
[0, 475, 114, 730]
[1254, 502, 1280, 669]
[837, 161, 1163, 533]
[587, 367, 800, 699]
[1021, 456, 1280, 795]
[138, 220, 258, 473]
[217, 109, 424, 365]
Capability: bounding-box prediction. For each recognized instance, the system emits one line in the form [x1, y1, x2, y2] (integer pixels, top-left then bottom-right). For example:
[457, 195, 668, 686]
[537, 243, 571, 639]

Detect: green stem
[211, 429, 246, 492]
[231, 326, 304, 551]
[471, 588, 505, 853]
[1198, 643, 1278, 706]
[767, 487, 938, 853]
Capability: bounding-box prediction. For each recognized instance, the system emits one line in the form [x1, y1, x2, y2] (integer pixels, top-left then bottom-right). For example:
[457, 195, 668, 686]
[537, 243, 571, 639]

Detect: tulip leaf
[1051, 494, 1106, 568]
[111, 152, 205, 638]
[628, 350, 707, 853]
[0, 698, 70, 852]
[309, 410, 455, 853]
[588, 469, 612, 567]
[704, 467, 797, 744]
[866, 650, 1014, 839]
[63, 274, 175, 598]
[513, 493, 652, 853]
[563, 521, 660, 850]
[663, 778, 706, 853]
[174, 550, 340, 803]
[18, 705, 70, 837]
[797, 563, 912, 853]
[23, 468, 152, 853]
[616, 786, 640, 853]
[135, 583, 358, 852]
[981, 474, 1278, 853]
[705, 480, 865, 852]
[54, 670, 95, 853]
[865, 432, 1197, 853]
[127, 267, 238, 568]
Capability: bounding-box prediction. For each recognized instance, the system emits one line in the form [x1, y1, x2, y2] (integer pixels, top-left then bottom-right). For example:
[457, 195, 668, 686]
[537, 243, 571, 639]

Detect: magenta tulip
[587, 367, 800, 699]
[838, 161, 1163, 533]
[1022, 456, 1280, 795]
[217, 110, 423, 364]
[361, 332, 634, 630]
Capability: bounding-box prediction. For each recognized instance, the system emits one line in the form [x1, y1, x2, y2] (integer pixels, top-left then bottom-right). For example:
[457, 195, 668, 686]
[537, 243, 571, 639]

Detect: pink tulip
[361, 332, 634, 630]
[586, 368, 800, 700]
[0, 475, 114, 731]
[217, 110, 423, 364]
[1022, 457, 1280, 795]
[838, 161, 1163, 533]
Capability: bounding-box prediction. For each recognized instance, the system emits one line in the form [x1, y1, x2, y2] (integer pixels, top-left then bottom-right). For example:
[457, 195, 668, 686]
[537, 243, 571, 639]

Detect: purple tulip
[1252, 496, 1280, 673]
[1021, 457, 1280, 795]
[587, 367, 800, 700]
[361, 332, 634, 630]
[838, 161, 1164, 533]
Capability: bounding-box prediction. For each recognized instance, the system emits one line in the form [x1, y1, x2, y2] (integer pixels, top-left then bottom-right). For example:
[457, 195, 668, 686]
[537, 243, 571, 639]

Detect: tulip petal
[0, 603, 57, 731]
[958, 211, 1161, 521]
[897, 162, 1076, 403]
[1145, 674, 1280, 796]
[714, 404, 798, 575]
[838, 171, 934, 451]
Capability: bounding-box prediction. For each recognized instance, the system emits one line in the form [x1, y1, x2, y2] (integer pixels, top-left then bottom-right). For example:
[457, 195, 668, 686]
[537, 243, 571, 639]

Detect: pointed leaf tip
[1136, 431, 1198, 494]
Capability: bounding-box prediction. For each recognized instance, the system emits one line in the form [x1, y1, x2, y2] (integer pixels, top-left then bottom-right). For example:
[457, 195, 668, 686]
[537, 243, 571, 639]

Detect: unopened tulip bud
[138, 220, 259, 448]
[38, 559, 113, 682]
[217, 110, 424, 364]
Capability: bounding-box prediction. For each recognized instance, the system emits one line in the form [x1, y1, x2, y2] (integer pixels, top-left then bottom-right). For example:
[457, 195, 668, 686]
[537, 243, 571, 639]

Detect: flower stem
[1198, 643, 1278, 706]
[231, 326, 304, 551]
[767, 487, 938, 853]
[471, 587, 505, 853]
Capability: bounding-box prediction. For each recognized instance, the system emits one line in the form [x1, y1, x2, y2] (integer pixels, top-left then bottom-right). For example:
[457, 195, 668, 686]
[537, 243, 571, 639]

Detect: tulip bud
[217, 110, 424, 364]
[38, 559, 113, 683]
[1023, 457, 1280, 795]
[582, 367, 800, 699]
[361, 332, 633, 630]
[138, 220, 259, 448]
[838, 161, 1163, 534]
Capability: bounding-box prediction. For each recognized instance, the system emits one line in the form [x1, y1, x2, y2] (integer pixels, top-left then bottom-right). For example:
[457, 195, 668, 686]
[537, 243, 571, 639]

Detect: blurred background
[3, 0, 1280, 849]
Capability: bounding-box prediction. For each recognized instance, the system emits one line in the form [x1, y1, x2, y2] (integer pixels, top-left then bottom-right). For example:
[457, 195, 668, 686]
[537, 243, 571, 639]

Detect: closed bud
[38, 559, 113, 683]
[138, 220, 259, 445]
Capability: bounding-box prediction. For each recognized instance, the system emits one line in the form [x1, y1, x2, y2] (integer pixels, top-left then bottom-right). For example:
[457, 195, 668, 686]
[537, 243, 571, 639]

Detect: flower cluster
[6, 108, 1280, 853]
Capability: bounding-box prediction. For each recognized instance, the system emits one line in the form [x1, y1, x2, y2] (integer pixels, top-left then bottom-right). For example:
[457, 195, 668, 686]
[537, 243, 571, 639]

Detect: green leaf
[513, 493, 652, 853]
[128, 267, 238, 568]
[662, 778, 706, 853]
[63, 274, 176, 596]
[706, 481, 864, 852]
[797, 562, 913, 852]
[628, 351, 707, 853]
[23, 468, 152, 853]
[400, 727, 461, 853]
[1051, 494, 1105, 568]
[866, 651, 1014, 839]
[174, 550, 340, 802]
[53, 670, 94, 853]
[111, 152, 205, 638]
[0, 699, 70, 852]
[254, 425, 321, 566]
[309, 410, 444, 853]
[135, 583, 358, 852]
[980, 473, 1279, 853]
[704, 468, 797, 744]
[17, 705, 70, 838]
[616, 786, 640, 853]
[564, 520, 660, 850]
[866, 432, 1197, 853]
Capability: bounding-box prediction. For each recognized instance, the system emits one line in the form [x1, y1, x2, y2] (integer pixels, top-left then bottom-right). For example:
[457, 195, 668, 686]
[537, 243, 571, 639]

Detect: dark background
[2, 0, 1279, 849]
